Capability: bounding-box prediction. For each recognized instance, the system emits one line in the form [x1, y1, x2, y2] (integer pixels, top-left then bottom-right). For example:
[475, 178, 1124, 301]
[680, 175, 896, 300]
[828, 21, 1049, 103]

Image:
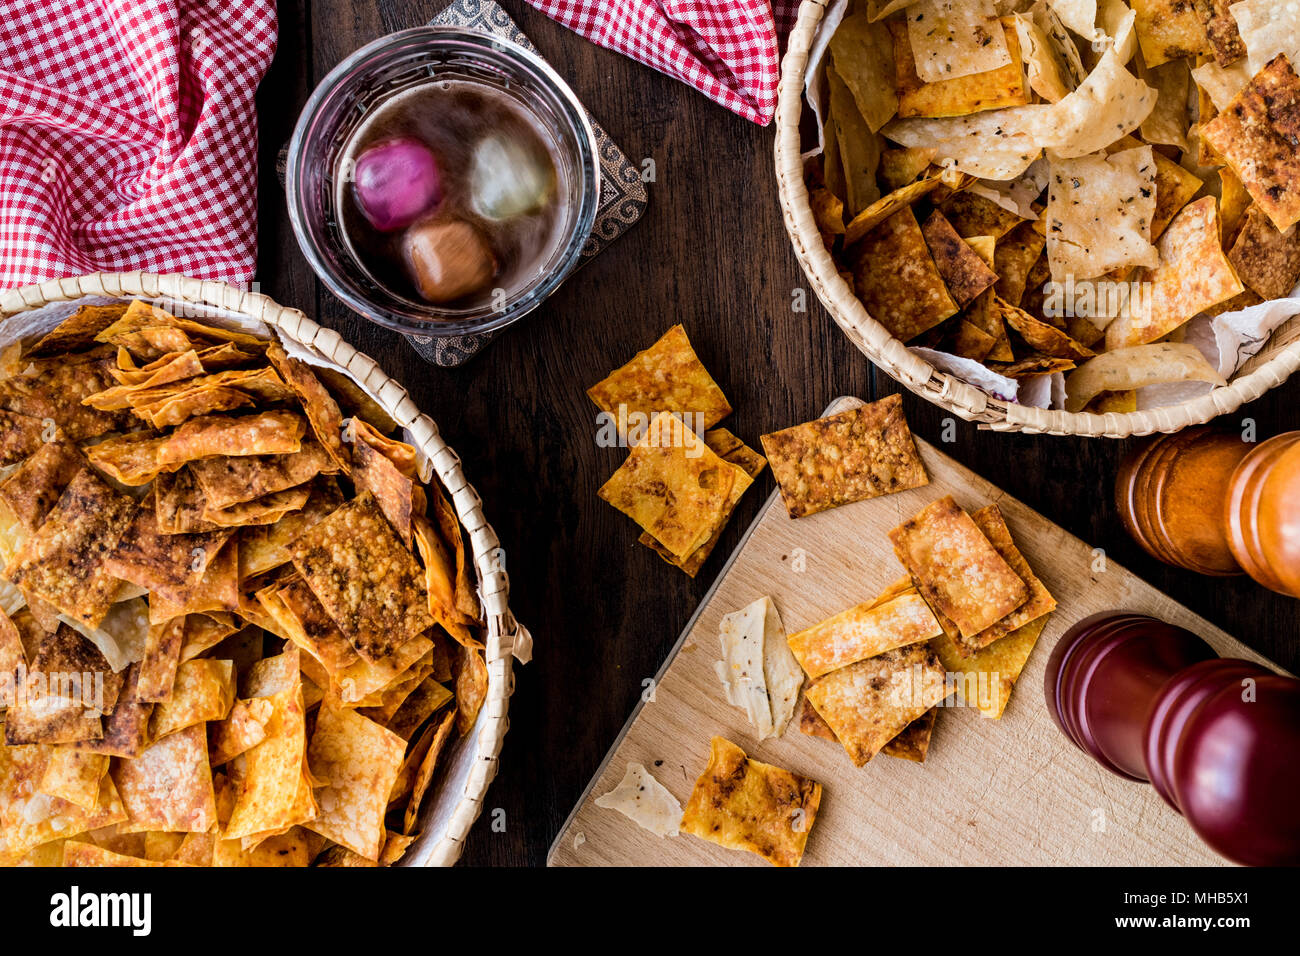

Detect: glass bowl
[287, 27, 600, 338]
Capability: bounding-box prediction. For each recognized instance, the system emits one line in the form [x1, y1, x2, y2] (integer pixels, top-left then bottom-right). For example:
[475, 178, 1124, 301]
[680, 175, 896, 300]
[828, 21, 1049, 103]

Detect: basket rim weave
[0, 270, 525, 867]
[774, 0, 1300, 437]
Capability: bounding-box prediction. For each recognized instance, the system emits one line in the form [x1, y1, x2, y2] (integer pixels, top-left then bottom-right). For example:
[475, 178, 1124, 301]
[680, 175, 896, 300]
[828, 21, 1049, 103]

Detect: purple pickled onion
[352, 137, 442, 231]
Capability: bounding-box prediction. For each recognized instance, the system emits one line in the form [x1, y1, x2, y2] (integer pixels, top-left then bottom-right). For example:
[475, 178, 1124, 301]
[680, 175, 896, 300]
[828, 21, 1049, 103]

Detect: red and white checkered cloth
[527, 0, 800, 125]
[0, 0, 276, 290]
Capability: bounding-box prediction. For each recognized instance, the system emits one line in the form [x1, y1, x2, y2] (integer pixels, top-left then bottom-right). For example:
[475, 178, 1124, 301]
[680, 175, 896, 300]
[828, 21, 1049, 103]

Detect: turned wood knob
[1045, 612, 1300, 866]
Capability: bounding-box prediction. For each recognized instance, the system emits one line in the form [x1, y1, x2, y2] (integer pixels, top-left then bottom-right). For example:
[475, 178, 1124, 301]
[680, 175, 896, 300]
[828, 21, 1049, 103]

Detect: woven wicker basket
[775, 0, 1300, 437]
[0, 271, 527, 866]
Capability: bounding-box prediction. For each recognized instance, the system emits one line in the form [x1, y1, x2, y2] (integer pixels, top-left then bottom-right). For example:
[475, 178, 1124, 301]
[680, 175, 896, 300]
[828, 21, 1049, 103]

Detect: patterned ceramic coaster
[400, 0, 649, 366]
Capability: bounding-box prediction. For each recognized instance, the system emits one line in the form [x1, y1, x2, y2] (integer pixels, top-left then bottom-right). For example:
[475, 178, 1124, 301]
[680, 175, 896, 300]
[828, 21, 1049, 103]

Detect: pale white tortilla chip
[594, 763, 682, 838]
[1046, 0, 1099, 40]
[715, 598, 773, 738]
[1231, 0, 1300, 74]
[906, 0, 1012, 83]
[1192, 58, 1255, 112]
[1046, 147, 1159, 281]
[761, 598, 802, 739]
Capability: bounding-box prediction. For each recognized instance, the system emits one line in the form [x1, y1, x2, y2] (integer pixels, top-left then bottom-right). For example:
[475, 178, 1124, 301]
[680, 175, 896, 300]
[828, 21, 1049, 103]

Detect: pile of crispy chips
[0, 300, 487, 867]
[813, 0, 1300, 412]
[798, 486, 1057, 765]
[589, 325, 768, 576]
[753, 397, 1056, 764]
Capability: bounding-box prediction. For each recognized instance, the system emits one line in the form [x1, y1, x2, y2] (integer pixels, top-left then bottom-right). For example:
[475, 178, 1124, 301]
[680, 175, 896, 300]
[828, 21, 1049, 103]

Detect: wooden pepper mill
[1044, 612, 1300, 866]
[1116, 426, 1300, 593]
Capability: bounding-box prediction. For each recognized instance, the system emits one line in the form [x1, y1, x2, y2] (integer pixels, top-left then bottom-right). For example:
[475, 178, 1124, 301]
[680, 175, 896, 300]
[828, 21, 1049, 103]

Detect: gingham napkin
[0, 0, 277, 290]
[526, 0, 801, 125]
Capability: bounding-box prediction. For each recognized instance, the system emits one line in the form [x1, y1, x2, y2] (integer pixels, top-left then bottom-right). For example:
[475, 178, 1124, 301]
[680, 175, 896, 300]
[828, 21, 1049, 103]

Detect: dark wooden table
[259, 0, 1300, 866]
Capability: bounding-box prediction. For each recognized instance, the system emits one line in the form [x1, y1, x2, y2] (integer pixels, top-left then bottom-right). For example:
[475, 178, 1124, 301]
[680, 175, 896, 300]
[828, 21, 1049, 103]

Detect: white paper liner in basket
[775, 0, 1300, 437]
[0, 271, 528, 867]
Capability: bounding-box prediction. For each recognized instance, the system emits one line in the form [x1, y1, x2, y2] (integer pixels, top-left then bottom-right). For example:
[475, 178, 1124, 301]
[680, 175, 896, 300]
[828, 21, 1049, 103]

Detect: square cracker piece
[1203, 55, 1300, 232]
[290, 491, 434, 665]
[598, 412, 737, 559]
[638, 427, 763, 576]
[4, 467, 137, 629]
[849, 206, 959, 342]
[306, 703, 407, 861]
[935, 614, 1050, 718]
[786, 590, 942, 679]
[761, 394, 928, 519]
[959, 504, 1056, 651]
[679, 736, 822, 867]
[587, 324, 732, 433]
[889, 495, 1028, 639]
[805, 642, 948, 766]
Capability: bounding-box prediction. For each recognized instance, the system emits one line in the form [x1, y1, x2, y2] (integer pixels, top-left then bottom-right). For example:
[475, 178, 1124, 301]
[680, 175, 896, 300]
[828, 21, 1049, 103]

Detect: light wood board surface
[549, 398, 1280, 867]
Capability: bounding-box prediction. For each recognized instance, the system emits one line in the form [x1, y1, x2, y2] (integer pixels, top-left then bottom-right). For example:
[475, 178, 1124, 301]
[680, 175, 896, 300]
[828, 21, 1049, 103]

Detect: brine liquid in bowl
[336, 79, 570, 311]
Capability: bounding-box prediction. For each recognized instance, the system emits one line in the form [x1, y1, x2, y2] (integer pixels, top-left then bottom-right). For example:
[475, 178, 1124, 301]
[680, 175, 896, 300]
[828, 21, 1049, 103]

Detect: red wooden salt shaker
[1045, 611, 1300, 866]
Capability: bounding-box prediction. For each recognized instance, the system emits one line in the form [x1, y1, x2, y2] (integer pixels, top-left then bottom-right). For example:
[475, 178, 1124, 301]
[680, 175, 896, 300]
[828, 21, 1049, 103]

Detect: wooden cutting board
[549, 397, 1283, 867]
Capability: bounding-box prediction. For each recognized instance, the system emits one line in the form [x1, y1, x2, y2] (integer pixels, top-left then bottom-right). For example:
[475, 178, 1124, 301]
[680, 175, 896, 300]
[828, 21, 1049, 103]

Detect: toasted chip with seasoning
[850, 206, 959, 341]
[238, 477, 342, 580]
[256, 577, 359, 675]
[349, 431, 414, 545]
[0, 743, 126, 865]
[1194, 0, 1246, 66]
[208, 697, 274, 766]
[148, 658, 235, 740]
[386, 676, 453, 741]
[26, 303, 129, 357]
[1046, 147, 1159, 282]
[202, 485, 310, 529]
[178, 613, 239, 663]
[843, 175, 944, 246]
[265, 341, 351, 475]
[587, 325, 732, 435]
[787, 590, 942, 679]
[921, 209, 1000, 309]
[638, 427, 762, 576]
[805, 642, 948, 766]
[38, 746, 109, 811]
[680, 736, 821, 867]
[306, 703, 407, 861]
[994, 221, 1047, 307]
[402, 708, 456, 835]
[941, 190, 1025, 240]
[0, 356, 129, 441]
[890, 495, 1028, 638]
[427, 481, 479, 624]
[892, 17, 1028, 119]
[103, 498, 232, 606]
[1106, 197, 1244, 349]
[1203, 55, 1300, 232]
[5, 468, 136, 629]
[452, 642, 488, 735]
[951, 504, 1056, 652]
[0, 409, 53, 466]
[935, 614, 1050, 718]
[761, 394, 928, 519]
[997, 296, 1096, 360]
[224, 650, 315, 841]
[146, 537, 240, 623]
[84, 432, 173, 486]
[599, 413, 737, 559]
[880, 706, 937, 762]
[25, 624, 123, 716]
[136, 617, 185, 703]
[410, 515, 476, 647]
[290, 492, 434, 663]
[1149, 150, 1205, 240]
[112, 723, 216, 833]
[0, 442, 84, 533]
[905, 0, 1012, 83]
[96, 300, 265, 350]
[1227, 205, 1300, 300]
[827, 61, 884, 217]
[73, 663, 151, 758]
[1131, 0, 1210, 66]
[156, 410, 305, 466]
